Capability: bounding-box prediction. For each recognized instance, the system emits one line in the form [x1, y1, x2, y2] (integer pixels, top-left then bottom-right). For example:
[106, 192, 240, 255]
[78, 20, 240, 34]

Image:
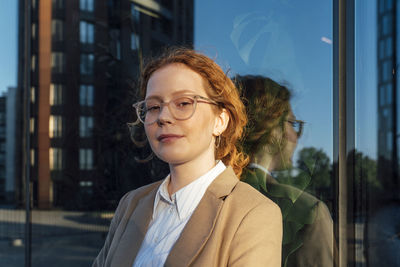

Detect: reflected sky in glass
[0, 1, 18, 94]
[355, 0, 378, 159]
[195, 0, 334, 159]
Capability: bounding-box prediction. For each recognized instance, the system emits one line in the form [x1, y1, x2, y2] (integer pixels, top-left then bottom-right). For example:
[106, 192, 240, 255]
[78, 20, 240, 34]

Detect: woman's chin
[156, 151, 187, 165]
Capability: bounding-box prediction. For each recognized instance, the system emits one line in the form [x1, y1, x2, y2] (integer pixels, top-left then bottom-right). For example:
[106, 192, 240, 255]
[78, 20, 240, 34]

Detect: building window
[31, 87, 35, 103]
[79, 181, 93, 187]
[31, 55, 36, 72]
[131, 33, 139, 50]
[80, 0, 94, 12]
[30, 117, 35, 134]
[110, 29, 121, 60]
[52, 0, 64, 9]
[382, 14, 392, 36]
[79, 180, 93, 195]
[385, 37, 392, 58]
[80, 53, 94, 75]
[131, 4, 140, 22]
[382, 60, 392, 82]
[0, 113, 5, 125]
[32, 23, 37, 40]
[79, 149, 93, 170]
[79, 85, 94, 106]
[51, 52, 65, 73]
[49, 148, 63, 170]
[79, 116, 94, 137]
[50, 84, 63, 106]
[386, 84, 393, 105]
[80, 21, 94, 44]
[49, 115, 63, 138]
[161, 18, 172, 35]
[30, 149, 35, 166]
[52, 20, 64, 41]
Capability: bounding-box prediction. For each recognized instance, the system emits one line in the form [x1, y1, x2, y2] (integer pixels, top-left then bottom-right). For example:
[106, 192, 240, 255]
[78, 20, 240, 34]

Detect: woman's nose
[157, 104, 174, 125]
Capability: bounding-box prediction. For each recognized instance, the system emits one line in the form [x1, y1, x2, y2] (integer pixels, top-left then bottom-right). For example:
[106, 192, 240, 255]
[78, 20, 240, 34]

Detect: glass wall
[356, 0, 400, 266]
[0, 0, 398, 266]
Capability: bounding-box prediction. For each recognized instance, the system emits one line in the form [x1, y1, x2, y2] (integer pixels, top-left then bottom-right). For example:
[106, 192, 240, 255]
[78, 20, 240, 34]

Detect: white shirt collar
[153, 161, 226, 220]
[248, 162, 274, 177]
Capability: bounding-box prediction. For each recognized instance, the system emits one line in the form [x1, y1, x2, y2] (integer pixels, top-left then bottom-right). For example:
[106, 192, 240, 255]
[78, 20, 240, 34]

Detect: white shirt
[132, 161, 226, 267]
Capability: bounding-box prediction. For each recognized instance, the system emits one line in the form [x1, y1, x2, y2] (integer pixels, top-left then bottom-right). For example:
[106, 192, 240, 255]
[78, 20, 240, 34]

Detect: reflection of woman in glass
[238, 75, 336, 267]
[93, 49, 282, 267]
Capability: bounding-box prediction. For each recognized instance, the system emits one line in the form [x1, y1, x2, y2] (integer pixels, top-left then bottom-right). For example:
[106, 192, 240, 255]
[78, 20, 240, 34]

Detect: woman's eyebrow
[144, 95, 162, 101]
[170, 89, 197, 95]
[145, 89, 198, 100]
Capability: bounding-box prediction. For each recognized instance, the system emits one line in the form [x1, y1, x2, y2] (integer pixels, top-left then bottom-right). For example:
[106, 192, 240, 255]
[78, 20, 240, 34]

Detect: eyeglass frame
[286, 119, 305, 137]
[132, 94, 219, 125]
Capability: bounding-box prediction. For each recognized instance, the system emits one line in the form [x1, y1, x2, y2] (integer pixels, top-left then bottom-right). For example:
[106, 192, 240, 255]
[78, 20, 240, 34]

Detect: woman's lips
[157, 134, 183, 143]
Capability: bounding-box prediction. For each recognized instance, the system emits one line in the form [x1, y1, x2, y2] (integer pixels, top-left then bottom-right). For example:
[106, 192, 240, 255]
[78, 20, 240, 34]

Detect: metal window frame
[333, 0, 356, 266]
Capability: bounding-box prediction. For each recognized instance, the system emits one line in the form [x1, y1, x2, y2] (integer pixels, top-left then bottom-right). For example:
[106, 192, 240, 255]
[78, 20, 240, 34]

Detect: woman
[238, 75, 336, 267]
[92, 48, 282, 267]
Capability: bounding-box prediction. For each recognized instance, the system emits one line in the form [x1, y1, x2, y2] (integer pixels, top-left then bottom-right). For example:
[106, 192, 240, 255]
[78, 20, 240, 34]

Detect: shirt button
[169, 207, 173, 213]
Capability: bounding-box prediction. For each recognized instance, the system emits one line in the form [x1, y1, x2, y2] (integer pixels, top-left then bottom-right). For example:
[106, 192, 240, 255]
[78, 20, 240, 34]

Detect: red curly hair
[139, 47, 249, 177]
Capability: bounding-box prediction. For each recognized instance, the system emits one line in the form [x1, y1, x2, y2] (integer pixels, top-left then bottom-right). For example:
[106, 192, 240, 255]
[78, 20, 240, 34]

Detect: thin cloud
[321, 36, 332, 44]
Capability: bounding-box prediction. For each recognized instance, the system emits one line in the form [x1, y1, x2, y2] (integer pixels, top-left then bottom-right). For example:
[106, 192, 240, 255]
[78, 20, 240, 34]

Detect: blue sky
[194, 0, 378, 160]
[0, 1, 18, 94]
[195, 0, 335, 160]
[0, 0, 378, 160]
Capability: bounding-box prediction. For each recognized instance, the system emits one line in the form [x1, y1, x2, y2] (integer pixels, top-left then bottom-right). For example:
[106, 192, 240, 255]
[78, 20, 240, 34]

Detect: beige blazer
[92, 167, 283, 267]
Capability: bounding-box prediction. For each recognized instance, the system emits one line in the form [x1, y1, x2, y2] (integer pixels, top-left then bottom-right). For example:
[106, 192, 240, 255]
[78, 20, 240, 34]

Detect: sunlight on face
[144, 63, 220, 166]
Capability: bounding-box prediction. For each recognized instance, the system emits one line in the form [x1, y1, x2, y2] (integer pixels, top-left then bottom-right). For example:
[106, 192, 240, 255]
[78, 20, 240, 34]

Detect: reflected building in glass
[377, 0, 400, 201]
[0, 94, 6, 202]
[17, 0, 193, 209]
[369, 1, 400, 266]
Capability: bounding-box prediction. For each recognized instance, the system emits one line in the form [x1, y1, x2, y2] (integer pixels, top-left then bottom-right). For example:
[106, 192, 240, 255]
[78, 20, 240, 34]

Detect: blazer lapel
[165, 167, 239, 267]
[110, 186, 158, 267]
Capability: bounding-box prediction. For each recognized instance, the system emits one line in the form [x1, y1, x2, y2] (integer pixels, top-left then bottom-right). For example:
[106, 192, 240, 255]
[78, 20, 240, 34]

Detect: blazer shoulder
[231, 180, 281, 212]
[122, 180, 162, 204]
[115, 180, 162, 217]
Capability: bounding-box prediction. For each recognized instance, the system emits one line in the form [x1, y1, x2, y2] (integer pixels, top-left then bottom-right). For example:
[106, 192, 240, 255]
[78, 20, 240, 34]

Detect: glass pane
[196, 1, 334, 266]
[356, 0, 400, 266]
[0, 1, 25, 265]
[1, 0, 339, 266]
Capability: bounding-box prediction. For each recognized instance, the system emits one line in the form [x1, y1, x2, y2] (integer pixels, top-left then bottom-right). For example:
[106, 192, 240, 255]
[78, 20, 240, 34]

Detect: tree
[295, 147, 332, 199]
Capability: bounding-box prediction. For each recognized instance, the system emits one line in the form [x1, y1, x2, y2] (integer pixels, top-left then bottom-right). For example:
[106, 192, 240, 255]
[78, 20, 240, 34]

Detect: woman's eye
[175, 99, 193, 108]
[146, 105, 160, 111]
[178, 101, 191, 107]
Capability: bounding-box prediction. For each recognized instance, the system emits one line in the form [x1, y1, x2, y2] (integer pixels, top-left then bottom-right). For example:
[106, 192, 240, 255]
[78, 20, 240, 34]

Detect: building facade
[19, 0, 193, 209]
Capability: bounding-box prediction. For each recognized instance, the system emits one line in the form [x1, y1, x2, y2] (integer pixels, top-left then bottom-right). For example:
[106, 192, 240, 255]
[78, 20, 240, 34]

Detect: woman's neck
[167, 149, 216, 196]
[251, 150, 280, 173]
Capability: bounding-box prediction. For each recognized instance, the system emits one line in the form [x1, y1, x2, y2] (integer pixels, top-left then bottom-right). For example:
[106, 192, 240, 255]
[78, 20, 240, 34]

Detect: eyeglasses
[132, 94, 218, 125]
[286, 119, 305, 137]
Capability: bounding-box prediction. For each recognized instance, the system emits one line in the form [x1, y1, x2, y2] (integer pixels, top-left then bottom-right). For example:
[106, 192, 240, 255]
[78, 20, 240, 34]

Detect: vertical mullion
[334, 0, 355, 266]
[23, 0, 32, 266]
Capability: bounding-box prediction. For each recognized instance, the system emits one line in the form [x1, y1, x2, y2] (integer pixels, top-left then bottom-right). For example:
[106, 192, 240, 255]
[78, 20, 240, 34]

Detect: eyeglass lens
[139, 96, 196, 124]
[288, 120, 303, 137]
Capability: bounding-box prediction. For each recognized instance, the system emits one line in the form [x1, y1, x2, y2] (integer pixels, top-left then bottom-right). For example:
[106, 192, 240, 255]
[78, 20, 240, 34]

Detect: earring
[215, 135, 221, 148]
[134, 151, 154, 163]
[127, 122, 147, 147]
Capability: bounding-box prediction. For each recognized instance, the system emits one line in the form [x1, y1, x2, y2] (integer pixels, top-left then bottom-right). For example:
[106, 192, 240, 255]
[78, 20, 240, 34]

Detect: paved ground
[0, 209, 112, 267]
[0, 209, 376, 266]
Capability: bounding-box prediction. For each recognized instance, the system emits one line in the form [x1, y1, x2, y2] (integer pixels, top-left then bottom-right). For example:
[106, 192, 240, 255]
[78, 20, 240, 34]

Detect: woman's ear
[213, 108, 229, 136]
